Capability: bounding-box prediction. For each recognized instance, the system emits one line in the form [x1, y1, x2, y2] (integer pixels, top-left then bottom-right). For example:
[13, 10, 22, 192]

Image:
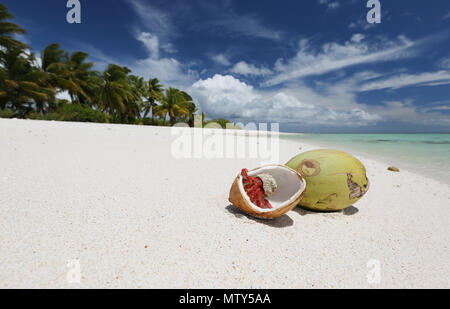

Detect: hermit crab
[229, 165, 306, 219]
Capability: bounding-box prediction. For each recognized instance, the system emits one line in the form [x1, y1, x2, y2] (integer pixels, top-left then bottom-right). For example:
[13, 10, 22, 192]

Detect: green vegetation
[27, 104, 108, 123]
[0, 108, 15, 118]
[0, 4, 235, 128]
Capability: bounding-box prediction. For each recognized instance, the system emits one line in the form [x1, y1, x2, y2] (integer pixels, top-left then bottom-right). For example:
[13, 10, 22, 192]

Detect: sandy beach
[0, 118, 449, 288]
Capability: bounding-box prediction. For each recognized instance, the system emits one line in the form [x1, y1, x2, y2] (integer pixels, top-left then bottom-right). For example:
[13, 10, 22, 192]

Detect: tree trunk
[150, 104, 155, 125]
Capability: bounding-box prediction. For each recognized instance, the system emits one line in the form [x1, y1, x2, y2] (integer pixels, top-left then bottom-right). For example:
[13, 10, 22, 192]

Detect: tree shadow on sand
[225, 205, 294, 228]
[293, 205, 359, 216]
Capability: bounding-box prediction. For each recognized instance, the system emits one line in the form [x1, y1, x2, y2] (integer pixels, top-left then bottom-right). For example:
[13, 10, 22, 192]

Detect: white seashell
[257, 173, 278, 197]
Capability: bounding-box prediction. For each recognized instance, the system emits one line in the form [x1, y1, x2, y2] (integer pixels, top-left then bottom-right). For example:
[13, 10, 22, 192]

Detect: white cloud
[56, 90, 72, 102]
[160, 43, 177, 54]
[137, 32, 160, 59]
[210, 54, 231, 66]
[348, 17, 377, 30]
[22, 49, 43, 69]
[74, 33, 196, 88]
[262, 35, 416, 87]
[351, 33, 365, 43]
[35, 56, 42, 68]
[229, 61, 272, 76]
[26, 50, 42, 68]
[189, 70, 450, 127]
[213, 16, 281, 40]
[79, 1, 449, 129]
[190, 74, 381, 126]
[130, 32, 198, 87]
[318, 0, 341, 10]
[189, 2, 281, 40]
[367, 100, 450, 126]
[128, 0, 281, 41]
[190, 74, 259, 119]
[126, 0, 175, 39]
[360, 71, 450, 91]
[284, 71, 450, 126]
[124, 0, 198, 87]
[439, 58, 450, 69]
[443, 11, 450, 20]
[328, 2, 340, 9]
[133, 57, 188, 84]
[426, 105, 450, 111]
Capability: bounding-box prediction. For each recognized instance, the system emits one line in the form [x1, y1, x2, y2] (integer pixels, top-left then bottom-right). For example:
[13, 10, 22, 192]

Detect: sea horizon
[280, 131, 450, 135]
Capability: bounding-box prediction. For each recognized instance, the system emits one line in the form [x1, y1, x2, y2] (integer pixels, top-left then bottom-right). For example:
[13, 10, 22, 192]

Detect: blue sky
[4, 0, 450, 132]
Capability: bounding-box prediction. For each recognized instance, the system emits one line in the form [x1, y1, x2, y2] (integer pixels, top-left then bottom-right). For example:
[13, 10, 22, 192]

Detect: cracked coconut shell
[229, 165, 307, 219]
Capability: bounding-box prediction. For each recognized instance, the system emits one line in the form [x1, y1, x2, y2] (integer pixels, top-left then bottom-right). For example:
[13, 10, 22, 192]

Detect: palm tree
[0, 46, 55, 115]
[169, 90, 197, 126]
[153, 88, 192, 125]
[129, 75, 148, 98]
[41, 43, 68, 72]
[144, 78, 164, 124]
[0, 3, 236, 127]
[180, 91, 197, 126]
[66, 51, 99, 105]
[96, 64, 141, 123]
[128, 74, 148, 122]
[41, 44, 91, 104]
[0, 4, 30, 49]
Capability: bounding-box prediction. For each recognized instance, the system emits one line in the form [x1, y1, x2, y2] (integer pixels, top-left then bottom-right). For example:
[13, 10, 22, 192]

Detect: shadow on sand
[225, 205, 294, 228]
[225, 204, 359, 228]
[292, 205, 359, 216]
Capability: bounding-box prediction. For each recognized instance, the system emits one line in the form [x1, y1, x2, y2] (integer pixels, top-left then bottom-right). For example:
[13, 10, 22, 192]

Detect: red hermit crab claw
[241, 169, 272, 209]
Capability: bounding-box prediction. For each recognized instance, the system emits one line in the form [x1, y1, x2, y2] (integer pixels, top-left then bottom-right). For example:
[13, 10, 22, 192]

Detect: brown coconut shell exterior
[228, 165, 306, 219]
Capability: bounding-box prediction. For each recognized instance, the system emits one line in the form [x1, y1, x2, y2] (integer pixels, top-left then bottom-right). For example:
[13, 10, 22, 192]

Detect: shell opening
[239, 166, 305, 212]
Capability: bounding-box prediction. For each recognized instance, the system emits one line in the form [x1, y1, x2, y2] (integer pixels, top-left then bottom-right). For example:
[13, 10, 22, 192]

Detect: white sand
[0, 118, 449, 288]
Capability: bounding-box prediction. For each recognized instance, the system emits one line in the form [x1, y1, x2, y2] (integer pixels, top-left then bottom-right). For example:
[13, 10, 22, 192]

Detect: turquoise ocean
[281, 134, 450, 185]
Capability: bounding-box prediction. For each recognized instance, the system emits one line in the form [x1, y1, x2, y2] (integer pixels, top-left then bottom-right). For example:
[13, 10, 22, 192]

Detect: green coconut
[286, 149, 369, 211]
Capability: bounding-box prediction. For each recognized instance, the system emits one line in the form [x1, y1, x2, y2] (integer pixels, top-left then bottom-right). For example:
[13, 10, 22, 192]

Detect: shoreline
[1, 118, 449, 288]
[280, 134, 450, 186]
